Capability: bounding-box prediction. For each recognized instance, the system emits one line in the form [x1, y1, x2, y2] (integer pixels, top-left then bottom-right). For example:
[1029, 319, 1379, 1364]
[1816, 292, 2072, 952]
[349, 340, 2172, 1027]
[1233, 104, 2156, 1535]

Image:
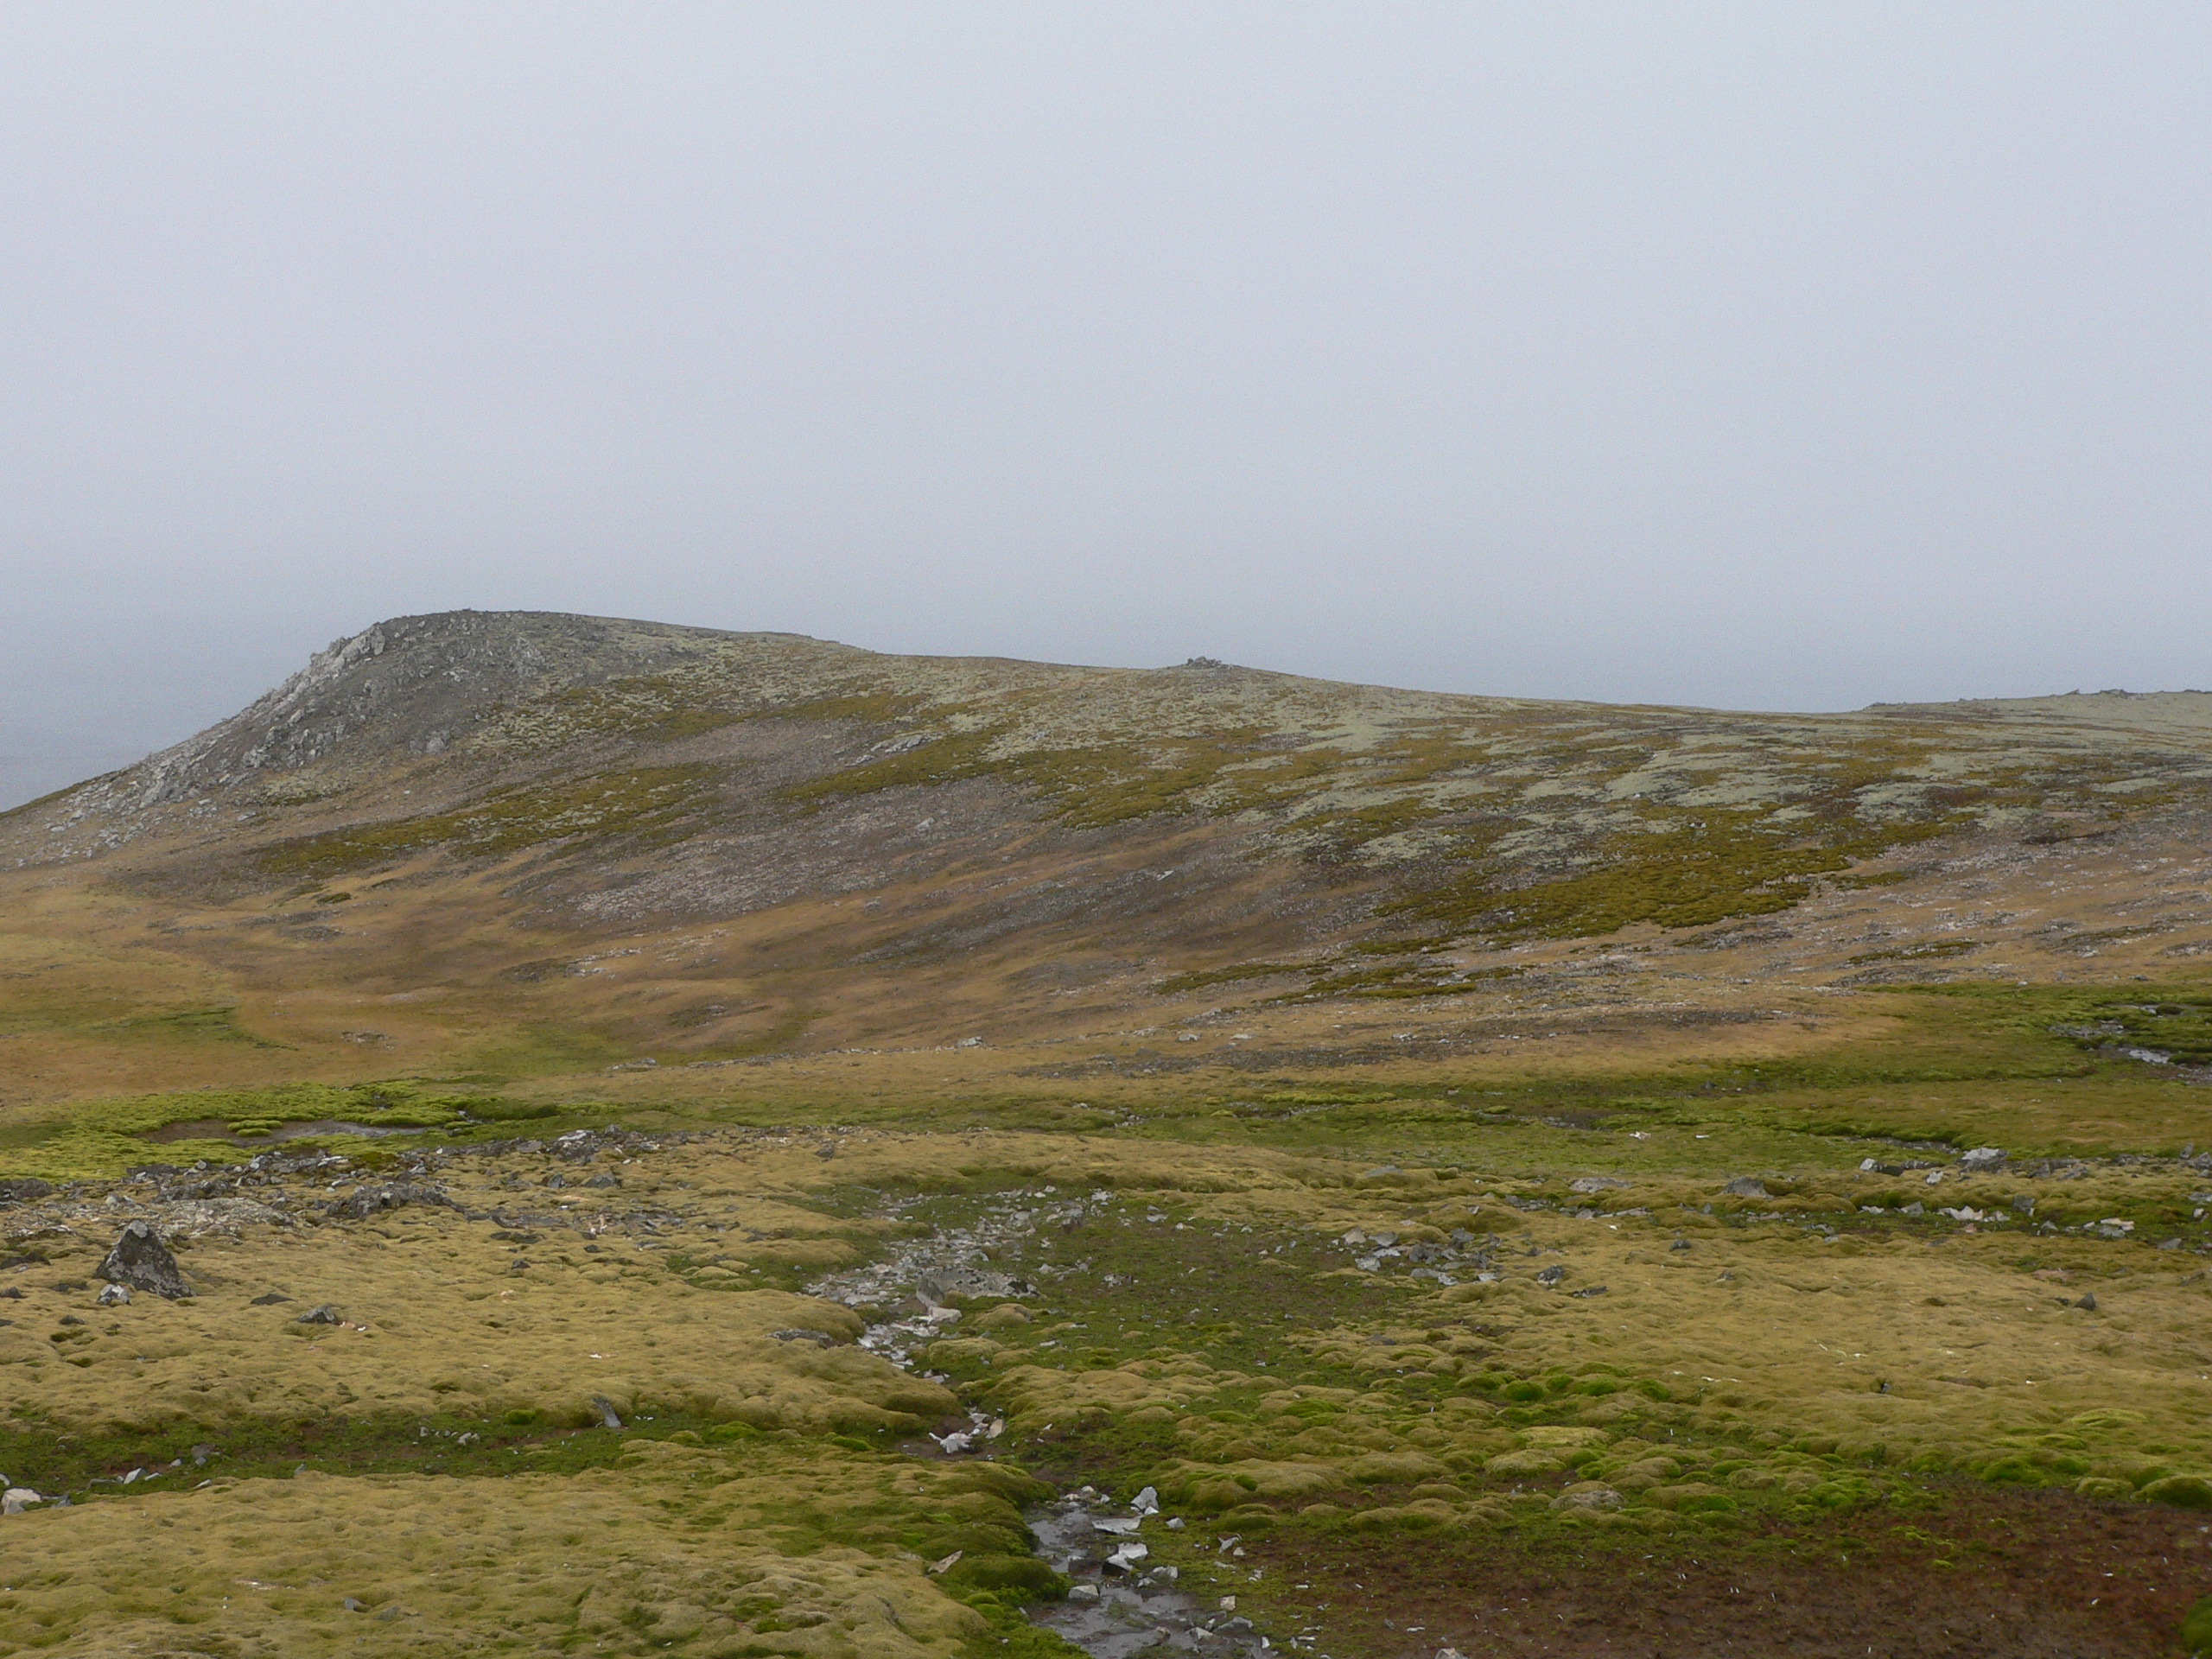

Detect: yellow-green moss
[257, 764, 721, 876]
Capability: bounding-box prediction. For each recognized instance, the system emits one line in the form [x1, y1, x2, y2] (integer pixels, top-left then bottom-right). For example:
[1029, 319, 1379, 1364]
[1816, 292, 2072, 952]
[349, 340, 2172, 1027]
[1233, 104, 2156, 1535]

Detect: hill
[6, 609, 2212, 1102]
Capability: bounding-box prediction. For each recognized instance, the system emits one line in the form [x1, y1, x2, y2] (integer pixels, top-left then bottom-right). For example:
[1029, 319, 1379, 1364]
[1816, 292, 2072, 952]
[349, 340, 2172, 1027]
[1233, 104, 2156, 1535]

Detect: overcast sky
[3, 4, 2208, 808]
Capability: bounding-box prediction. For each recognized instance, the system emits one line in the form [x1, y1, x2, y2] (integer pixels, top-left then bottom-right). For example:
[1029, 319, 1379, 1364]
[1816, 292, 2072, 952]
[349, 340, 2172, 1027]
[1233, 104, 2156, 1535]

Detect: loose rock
[1552, 1482, 1624, 1512]
[322, 1181, 454, 1222]
[97, 1221, 192, 1300]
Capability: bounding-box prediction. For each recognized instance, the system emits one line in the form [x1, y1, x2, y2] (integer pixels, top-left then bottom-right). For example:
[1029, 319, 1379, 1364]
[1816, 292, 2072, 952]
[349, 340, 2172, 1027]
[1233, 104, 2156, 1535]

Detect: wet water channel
[809, 1189, 1274, 1657]
[1027, 1486, 1270, 1657]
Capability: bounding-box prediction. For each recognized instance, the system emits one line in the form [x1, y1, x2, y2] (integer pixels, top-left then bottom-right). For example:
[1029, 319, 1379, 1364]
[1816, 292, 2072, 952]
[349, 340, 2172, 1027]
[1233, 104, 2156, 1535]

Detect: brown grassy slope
[4, 611, 2212, 1109]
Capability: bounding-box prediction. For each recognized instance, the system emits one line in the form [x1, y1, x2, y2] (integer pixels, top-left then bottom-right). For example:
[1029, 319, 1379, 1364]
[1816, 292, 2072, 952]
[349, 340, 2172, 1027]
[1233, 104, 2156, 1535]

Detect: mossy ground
[5, 987, 2212, 1652]
[0, 1439, 1029, 1658]
[8, 791, 2212, 1651]
[254, 763, 724, 880]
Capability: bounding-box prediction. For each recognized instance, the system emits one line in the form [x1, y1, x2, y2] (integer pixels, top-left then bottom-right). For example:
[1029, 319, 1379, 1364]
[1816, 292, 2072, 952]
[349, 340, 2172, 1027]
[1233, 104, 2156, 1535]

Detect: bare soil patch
[1249, 1487, 2211, 1657]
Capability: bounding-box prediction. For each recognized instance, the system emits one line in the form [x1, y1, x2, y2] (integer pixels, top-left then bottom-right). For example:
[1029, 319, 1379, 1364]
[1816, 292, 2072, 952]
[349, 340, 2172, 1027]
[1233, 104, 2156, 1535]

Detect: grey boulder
[97, 1222, 193, 1300]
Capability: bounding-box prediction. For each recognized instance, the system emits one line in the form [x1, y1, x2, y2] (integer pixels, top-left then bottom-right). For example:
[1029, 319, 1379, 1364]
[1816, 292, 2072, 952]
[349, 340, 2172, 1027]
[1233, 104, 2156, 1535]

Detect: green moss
[0, 1407, 773, 1500]
[2060, 993, 2212, 1066]
[1390, 807, 1961, 942]
[1304, 795, 1448, 858]
[751, 690, 935, 726]
[464, 1024, 635, 1078]
[1158, 957, 1520, 1001]
[1843, 939, 1986, 966]
[461, 1098, 560, 1122]
[1153, 963, 1316, 995]
[785, 716, 1374, 830]
[2182, 1594, 2212, 1654]
[0, 1080, 530, 1179]
[957, 1596, 1089, 1659]
[1272, 963, 1520, 1002]
[85, 1006, 287, 1049]
[2141, 1474, 2212, 1510]
[257, 763, 721, 876]
[506, 670, 753, 743]
[783, 726, 1011, 809]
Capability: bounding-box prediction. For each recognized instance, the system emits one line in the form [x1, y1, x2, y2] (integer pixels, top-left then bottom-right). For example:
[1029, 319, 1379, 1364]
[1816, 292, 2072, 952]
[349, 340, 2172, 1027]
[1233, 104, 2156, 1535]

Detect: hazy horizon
[6, 5, 2209, 810]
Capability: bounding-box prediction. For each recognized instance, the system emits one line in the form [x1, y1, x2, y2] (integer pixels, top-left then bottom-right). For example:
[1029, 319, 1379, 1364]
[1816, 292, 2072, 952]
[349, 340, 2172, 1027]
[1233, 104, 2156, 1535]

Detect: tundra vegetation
[3, 612, 2212, 1656]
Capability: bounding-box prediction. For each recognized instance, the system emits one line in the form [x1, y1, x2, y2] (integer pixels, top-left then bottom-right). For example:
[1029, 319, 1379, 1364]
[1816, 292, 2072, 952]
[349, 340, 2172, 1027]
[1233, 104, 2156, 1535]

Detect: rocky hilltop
[16, 612, 821, 844]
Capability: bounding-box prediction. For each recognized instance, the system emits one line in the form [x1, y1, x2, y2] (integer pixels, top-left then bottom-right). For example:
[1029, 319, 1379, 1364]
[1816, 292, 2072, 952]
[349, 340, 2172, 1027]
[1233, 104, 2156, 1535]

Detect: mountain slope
[4, 609, 2212, 1098]
[18, 610, 2212, 926]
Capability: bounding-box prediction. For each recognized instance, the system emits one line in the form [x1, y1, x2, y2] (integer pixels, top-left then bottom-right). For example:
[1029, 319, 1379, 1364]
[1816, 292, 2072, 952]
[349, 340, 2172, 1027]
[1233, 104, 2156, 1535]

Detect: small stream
[809, 1188, 1273, 1656]
[1027, 1486, 1269, 1657]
